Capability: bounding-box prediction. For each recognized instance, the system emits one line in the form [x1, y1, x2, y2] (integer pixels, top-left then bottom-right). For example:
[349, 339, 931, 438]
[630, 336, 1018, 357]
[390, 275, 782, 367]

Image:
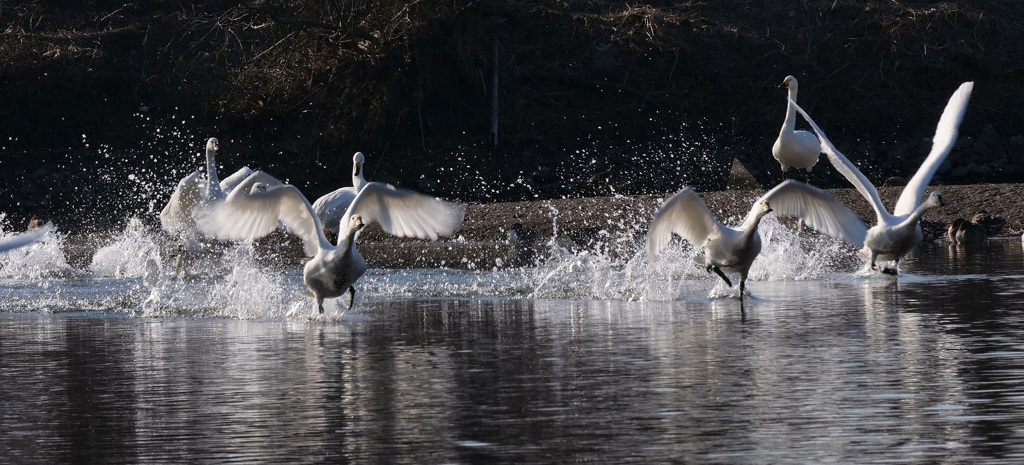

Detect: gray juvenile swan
[790, 82, 974, 274]
[209, 171, 466, 314]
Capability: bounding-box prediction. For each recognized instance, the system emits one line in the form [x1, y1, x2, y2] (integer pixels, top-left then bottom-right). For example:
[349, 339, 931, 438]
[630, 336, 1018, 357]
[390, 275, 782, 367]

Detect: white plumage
[160, 138, 281, 245]
[313, 152, 369, 235]
[788, 81, 974, 274]
[209, 171, 466, 313]
[0, 223, 52, 253]
[772, 75, 821, 173]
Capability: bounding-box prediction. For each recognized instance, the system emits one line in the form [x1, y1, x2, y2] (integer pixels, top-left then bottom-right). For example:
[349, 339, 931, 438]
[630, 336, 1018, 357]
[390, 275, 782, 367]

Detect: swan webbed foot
[881, 266, 898, 276]
[709, 265, 733, 287]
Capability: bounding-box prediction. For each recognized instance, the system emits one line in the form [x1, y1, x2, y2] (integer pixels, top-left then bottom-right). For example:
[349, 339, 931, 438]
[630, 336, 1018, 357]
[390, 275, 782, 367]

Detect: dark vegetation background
[1, 0, 1022, 231]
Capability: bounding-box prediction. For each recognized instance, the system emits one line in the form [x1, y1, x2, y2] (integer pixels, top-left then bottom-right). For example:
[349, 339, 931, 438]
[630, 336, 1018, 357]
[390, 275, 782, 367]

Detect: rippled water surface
[2, 229, 1024, 463]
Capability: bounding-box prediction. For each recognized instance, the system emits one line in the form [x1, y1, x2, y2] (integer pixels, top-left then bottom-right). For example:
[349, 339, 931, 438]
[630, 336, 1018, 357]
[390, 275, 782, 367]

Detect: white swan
[313, 152, 369, 235]
[772, 75, 821, 172]
[209, 171, 466, 313]
[0, 223, 52, 253]
[647, 186, 777, 304]
[160, 138, 280, 243]
[649, 180, 873, 304]
[787, 81, 974, 274]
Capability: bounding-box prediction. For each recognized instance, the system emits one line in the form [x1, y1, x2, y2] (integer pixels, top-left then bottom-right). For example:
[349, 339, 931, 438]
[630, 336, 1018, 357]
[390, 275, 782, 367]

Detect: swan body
[772, 76, 821, 172]
[788, 81, 974, 273]
[313, 152, 369, 235]
[209, 172, 466, 313]
[648, 186, 775, 303]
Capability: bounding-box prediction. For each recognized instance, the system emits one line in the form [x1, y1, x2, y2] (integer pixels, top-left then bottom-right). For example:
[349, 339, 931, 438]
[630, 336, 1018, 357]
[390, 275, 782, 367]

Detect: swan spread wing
[160, 170, 204, 234]
[209, 172, 327, 256]
[344, 182, 466, 240]
[893, 82, 974, 217]
[0, 223, 52, 253]
[791, 100, 890, 223]
[227, 169, 285, 196]
[647, 187, 723, 259]
[219, 166, 255, 193]
[763, 180, 868, 246]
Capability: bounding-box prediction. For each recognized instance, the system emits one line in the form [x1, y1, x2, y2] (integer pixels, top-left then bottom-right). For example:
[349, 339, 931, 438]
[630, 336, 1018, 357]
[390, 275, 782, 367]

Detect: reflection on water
[2, 241, 1024, 463]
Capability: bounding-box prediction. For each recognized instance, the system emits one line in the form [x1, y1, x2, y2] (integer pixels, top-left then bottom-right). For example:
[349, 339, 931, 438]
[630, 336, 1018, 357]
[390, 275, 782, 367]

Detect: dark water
[2, 241, 1024, 463]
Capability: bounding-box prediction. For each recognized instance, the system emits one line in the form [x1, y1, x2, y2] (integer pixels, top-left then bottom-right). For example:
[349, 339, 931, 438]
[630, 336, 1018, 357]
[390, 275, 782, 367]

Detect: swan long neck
[205, 146, 221, 197]
[337, 223, 361, 250]
[739, 209, 768, 241]
[782, 86, 798, 133]
[895, 201, 937, 231]
[352, 162, 367, 190]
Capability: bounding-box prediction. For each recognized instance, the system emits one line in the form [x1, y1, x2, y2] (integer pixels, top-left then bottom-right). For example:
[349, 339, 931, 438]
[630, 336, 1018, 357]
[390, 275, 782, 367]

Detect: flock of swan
[0, 76, 998, 313]
[649, 77, 974, 304]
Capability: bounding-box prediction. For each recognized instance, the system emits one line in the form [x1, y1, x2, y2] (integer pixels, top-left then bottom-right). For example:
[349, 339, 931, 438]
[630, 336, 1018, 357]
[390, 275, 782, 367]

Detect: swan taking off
[208, 171, 466, 314]
[160, 138, 280, 245]
[647, 186, 775, 305]
[649, 180, 872, 304]
[772, 76, 821, 173]
[789, 81, 974, 274]
[313, 152, 369, 236]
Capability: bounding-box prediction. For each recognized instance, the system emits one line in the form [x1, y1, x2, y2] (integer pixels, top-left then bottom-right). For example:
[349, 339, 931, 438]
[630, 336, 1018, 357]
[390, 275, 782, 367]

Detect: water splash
[0, 215, 79, 280]
[138, 242, 302, 319]
[90, 217, 162, 278]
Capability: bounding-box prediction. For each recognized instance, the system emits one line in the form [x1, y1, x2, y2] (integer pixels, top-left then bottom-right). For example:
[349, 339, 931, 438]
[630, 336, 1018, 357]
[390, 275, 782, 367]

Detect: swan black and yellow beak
[780, 77, 791, 88]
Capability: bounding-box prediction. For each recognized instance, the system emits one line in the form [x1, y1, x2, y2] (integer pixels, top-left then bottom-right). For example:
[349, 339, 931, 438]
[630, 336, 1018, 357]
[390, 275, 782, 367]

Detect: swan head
[927, 191, 945, 208]
[250, 182, 268, 194]
[206, 138, 219, 152]
[759, 199, 774, 215]
[781, 75, 798, 90]
[350, 214, 366, 231]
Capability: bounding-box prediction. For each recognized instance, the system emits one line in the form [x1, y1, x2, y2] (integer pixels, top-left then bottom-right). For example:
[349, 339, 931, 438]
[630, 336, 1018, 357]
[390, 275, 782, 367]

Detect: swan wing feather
[219, 166, 255, 193]
[647, 187, 724, 259]
[763, 180, 868, 246]
[160, 170, 204, 234]
[208, 172, 327, 256]
[0, 223, 53, 253]
[893, 82, 974, 217]
[344, 182, 466, 240]
[791, 100, 890, 223]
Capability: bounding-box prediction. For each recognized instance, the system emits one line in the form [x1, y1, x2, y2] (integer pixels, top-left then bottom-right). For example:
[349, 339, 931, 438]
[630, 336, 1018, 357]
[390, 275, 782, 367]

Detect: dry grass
[2, 0, 1023, 230]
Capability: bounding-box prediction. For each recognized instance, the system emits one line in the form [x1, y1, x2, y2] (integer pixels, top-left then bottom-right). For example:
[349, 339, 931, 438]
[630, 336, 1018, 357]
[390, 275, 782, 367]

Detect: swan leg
[347, 286, 356, 309]
[709, 265, 733, 287]
[881, 259, 899, 276]
[316, 295, 325, 314]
